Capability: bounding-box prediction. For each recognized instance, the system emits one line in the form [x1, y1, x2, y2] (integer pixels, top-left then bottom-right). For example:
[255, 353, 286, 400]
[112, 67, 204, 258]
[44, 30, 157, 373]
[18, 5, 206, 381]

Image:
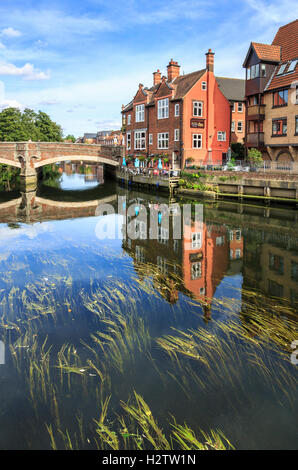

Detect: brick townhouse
[243, 19, 298, 166]
[121, 51, 245, 169]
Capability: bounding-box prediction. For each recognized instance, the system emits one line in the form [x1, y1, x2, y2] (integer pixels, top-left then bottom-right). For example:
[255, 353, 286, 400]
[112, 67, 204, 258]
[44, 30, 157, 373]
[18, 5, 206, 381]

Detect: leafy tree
[231, 142, 245, 160]
[247, 148, 263, 168]
[64, 134, 76, 142]
[0, 108, 26, 141]
[0, 107, 63, 142]
[35, 111, 63, 142]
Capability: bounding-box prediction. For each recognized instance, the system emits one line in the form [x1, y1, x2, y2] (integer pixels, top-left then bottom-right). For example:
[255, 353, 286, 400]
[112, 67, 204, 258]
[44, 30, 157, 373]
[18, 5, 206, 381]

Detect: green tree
[35, 111, 63, 142]
[247, 148, 263, 168]
[21, 108, 41, 141]
[64, 134, 76, 142]
[0, 108, 26, 141]
[231, 142, 245, 160]
[0, 107, 63, 142]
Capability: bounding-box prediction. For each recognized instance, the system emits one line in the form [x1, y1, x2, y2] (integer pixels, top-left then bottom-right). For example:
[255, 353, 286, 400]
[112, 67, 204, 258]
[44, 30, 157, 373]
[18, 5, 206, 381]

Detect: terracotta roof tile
[252, 42, 281, 62]
[265, 20, 298, 91]
[272, 19, 298, 61]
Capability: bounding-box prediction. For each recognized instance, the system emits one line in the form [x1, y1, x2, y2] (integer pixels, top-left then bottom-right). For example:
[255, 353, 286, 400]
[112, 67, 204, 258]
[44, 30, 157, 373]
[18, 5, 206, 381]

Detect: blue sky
[0, 0, 296, 137]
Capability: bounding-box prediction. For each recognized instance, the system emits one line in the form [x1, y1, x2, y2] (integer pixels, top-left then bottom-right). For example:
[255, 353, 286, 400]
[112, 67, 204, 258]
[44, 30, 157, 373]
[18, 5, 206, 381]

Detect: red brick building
[121, 50, 245, 169]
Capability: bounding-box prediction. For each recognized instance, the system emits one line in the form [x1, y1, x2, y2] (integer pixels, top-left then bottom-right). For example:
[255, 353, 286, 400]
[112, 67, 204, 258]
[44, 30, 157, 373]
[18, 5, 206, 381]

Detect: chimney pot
[153, 69, 162, 86]
[167, 59, 180, 81]
[206, 49, 215, 72]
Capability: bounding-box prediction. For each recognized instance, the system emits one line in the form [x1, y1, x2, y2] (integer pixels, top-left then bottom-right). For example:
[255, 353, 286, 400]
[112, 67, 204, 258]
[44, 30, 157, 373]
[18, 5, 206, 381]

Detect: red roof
[252, 42, 281, 62]
[272, 19, 298, 61]
[265, 20, 298, 91]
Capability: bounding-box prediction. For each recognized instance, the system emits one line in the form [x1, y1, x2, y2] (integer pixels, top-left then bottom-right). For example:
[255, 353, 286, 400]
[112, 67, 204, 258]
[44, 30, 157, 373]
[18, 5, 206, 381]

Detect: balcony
[247, 104, 266, 120]
[246, 132, 265, 146]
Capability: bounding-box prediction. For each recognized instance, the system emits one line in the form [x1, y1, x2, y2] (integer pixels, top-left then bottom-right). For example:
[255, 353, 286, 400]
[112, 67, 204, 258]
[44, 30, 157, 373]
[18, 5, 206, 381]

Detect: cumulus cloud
[0, 99, 23, 110]
[1, 27, 22, 38]
[0, 62, 50, 80]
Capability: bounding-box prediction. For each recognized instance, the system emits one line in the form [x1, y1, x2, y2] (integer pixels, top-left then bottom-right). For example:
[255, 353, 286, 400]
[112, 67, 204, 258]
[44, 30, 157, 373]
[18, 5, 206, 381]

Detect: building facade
[122, 51, 245, 169]
[243, 19, 298, 167]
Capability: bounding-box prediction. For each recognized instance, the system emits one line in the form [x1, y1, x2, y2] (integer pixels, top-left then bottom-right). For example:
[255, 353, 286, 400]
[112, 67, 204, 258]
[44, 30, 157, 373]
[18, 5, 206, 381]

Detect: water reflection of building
[122, 199, 183, 304]
[121, 200, 245, 315]
[243, 230, 298, 307]
[58, 162, 104, 184]
[183, 222, 230, 308]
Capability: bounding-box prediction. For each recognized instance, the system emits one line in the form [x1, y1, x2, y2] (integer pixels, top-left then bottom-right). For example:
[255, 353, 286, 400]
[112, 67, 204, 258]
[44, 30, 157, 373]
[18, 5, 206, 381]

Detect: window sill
[272, 105, 288, 109]
[271, 134, 287, 137]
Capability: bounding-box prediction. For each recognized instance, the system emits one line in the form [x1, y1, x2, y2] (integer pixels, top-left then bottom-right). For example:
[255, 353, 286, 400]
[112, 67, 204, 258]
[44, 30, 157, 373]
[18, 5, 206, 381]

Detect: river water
[0, 164, 297, 450]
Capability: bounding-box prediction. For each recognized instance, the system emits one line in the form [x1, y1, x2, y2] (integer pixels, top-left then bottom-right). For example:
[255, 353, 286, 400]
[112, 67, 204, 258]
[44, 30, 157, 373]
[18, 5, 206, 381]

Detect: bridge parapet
[0, 141, 124, 189]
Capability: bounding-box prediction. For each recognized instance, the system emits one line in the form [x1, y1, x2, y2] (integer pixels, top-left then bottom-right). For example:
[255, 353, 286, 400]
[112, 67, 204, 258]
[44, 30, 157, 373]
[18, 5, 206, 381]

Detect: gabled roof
[122, 69, 206, 111]
[243, 42, 281, 67]
[171, 69, 206, 99]
[215, 77, 246, 102]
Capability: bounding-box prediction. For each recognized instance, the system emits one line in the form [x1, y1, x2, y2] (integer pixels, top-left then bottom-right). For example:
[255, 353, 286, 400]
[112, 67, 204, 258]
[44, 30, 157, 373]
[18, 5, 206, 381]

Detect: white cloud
[0, 99, 23, 110]
[1, 27, 22, 38]
[0, 80, 24, 110]
[38, 99, 61, 105]
[0, 42, 6, 49]
[0, 62, 50, 80]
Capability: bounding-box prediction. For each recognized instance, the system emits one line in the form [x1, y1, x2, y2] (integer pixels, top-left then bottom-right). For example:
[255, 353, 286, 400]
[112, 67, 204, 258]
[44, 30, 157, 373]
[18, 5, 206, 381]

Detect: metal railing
[117, 166, 181, 179]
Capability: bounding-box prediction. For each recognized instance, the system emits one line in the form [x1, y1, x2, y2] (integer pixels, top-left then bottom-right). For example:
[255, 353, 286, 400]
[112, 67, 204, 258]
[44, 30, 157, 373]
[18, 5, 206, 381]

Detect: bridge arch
[0, 158, 21, 169]
[34, 155, 119, 168]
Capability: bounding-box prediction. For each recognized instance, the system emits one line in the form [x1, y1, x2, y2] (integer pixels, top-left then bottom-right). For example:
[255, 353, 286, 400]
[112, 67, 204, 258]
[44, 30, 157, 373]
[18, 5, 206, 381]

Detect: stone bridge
[0, 141, 124, 188]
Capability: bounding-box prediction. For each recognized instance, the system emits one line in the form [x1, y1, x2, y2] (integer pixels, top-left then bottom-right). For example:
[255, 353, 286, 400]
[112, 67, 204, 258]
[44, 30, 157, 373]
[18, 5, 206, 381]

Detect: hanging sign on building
[190, 118, 205, 128]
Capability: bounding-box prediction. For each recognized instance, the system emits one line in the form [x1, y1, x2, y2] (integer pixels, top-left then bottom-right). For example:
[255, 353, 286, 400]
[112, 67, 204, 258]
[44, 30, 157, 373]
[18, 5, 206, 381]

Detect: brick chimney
[153, 69, 162, 86]
[205, 49, 215, 72]
[167, 59, 180, 82]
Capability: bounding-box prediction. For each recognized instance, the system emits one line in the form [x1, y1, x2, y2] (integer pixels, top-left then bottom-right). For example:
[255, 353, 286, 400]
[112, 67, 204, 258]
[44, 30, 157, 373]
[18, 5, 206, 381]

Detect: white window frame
[201, 81, 207, 90]
[157, 98, 169, 119]
[175, 103, 180, 117]
[127, 114, 131, 125]
[191, 262, 202, 280]
[126, 132, 131, 150]
[231, 121, 235, 132]
[193, 101, 203, 117]
[192, 232, 202, 249]
[135, 104, 145, 123]
[217, 131, 226, 141]
[238, 102, 243, 113]
[149, 133, 153, 145]
[192, 134, 202, 149]
[134, 130, 146, 150]
[237, 121, 243, 132]
[157, 132, 169, 149]
[174, 129, 179, 141]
